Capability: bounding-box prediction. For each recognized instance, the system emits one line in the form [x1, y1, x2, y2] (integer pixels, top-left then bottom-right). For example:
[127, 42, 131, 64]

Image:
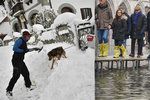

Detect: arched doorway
[119, 2, 128, 14]
[28, 10, 39, 26]
[58, 3, 76, 14]
[61, 7, 74, 13]
[29, 13, 38, 25]
[118, 0, 131, 15]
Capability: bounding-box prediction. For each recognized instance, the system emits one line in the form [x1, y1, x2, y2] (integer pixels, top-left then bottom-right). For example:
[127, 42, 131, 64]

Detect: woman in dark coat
[129, 5, 147, 58]
[111, 9, 127, 58]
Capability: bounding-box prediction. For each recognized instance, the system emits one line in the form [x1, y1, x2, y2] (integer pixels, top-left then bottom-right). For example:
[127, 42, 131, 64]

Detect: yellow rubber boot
[103, 43, 109, 57]
[99, 43, 104, 57]
[114, 46, 120, 58]
[120, 45, 126, 58]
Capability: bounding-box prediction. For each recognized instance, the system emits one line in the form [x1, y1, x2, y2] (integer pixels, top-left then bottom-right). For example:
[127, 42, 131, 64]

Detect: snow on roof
[38, 30, 56, 41]
[3, 35, 13, 41]
[51, 12, 87, 29]
[58, 30, 69, 35]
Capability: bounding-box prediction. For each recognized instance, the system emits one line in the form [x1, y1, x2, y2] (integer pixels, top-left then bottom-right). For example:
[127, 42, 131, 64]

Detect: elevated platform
[95, 56, 148, 61]
[95, 55, 150, 70]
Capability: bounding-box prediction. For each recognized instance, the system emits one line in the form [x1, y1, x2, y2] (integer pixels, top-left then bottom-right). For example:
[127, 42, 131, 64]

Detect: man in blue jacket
[6, 29, 40, 97]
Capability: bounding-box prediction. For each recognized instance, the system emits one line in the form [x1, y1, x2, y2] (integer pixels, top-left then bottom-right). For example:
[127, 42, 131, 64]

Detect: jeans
[97, 29, 108, 44]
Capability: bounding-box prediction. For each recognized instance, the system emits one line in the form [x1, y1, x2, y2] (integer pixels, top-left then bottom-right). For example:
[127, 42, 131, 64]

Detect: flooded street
[95, 66, 150, 100]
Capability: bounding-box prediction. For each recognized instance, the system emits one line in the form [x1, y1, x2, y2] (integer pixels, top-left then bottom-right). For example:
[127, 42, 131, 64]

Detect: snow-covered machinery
[77, 22, 95, 51]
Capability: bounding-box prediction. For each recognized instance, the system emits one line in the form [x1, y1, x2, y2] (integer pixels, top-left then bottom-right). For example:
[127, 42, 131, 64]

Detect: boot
[103, 43, 109, 57]
[114, 46, 120, 58]
[99, 43, 104, 57]
[119, 45, 126, 58]
[6, 91, 13, 96]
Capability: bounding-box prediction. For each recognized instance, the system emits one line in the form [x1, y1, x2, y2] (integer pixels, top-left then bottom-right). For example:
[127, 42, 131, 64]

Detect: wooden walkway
[95, 56, 150, 70]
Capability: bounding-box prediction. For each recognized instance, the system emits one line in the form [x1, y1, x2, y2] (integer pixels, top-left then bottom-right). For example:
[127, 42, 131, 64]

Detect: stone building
[4, 0, 95, 32]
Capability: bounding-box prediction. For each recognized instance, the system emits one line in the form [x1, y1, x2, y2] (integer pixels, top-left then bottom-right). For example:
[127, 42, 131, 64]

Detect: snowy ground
[0, 43, 95, 100]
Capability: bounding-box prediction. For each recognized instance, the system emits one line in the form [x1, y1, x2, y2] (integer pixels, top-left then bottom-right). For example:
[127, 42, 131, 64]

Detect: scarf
[133, 11, 142, 28]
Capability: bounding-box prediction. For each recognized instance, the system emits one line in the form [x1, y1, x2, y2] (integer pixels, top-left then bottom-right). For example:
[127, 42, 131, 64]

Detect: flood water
[95, 66, 150, 100]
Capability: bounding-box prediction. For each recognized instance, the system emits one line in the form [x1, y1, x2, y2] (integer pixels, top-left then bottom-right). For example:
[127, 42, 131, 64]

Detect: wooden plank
[95, 56, 148, 61]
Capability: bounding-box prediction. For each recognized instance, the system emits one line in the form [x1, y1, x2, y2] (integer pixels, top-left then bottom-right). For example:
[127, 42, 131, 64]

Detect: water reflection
[96, 68, 150, 100]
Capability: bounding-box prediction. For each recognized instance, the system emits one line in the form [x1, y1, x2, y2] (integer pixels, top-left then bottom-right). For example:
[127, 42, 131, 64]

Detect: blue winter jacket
[13, 37, 29, 54]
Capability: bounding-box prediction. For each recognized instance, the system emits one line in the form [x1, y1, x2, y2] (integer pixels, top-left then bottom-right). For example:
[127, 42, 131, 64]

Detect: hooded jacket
[95, 2, 113, 29]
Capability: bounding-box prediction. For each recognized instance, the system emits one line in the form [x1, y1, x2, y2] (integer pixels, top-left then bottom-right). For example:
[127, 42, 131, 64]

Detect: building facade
[4, 0, 95, 32]
[3, 0, 150, 33]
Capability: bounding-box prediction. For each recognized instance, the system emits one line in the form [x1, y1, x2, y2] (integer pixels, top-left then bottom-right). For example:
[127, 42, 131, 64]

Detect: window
[80, 8, 92, 20]
[30, 13, 38, 25]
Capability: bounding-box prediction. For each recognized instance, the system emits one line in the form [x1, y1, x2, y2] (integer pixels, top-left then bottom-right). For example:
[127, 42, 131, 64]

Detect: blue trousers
[97, 29, 108, 44]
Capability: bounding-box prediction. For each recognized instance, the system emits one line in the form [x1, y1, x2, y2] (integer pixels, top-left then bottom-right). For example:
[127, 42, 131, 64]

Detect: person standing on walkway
[119, 8, 131, 47]
[129, 5, 147, 58]
[95, 0, 113, 57]
[6, 29, 40, 97]
[111, 9, 127, 58]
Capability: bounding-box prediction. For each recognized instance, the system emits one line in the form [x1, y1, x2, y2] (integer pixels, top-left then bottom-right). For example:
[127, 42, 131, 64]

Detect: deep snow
[0, 43, 95, 100]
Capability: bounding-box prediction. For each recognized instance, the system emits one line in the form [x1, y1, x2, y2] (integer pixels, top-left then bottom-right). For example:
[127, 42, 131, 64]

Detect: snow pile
[27, 36, 36, 44]
[38, 30, 56, 41]
[39, 43, 95, 100]
[51, 12, 88, 29]
[50, 12, 91, 45]
[3, 35, 12, 41]
[32, 24, 44, 34]
[51, 12, 78, 29]
[0, 43, 94, 100]
[13, 32, 21, 38]
[58, 29, 69, 35]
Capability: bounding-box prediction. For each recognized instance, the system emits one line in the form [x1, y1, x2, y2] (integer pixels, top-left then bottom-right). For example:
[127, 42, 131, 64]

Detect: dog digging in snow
[47, 46, 67, 69]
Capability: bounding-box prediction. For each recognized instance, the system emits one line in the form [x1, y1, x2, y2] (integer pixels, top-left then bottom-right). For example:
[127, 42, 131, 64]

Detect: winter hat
[21, 29, 31, 37]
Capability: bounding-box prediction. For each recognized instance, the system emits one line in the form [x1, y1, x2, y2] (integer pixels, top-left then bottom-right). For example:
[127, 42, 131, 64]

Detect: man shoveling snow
[6, 29, 42, 98]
